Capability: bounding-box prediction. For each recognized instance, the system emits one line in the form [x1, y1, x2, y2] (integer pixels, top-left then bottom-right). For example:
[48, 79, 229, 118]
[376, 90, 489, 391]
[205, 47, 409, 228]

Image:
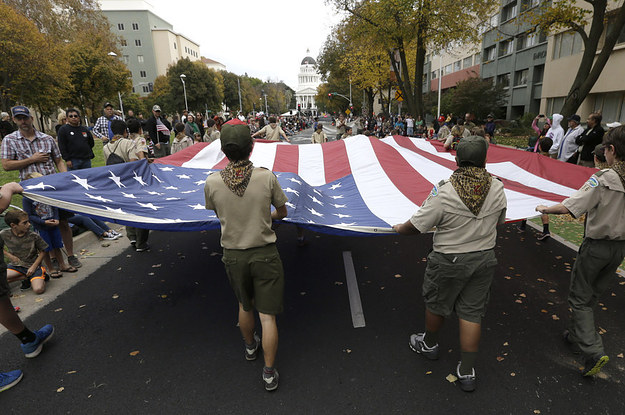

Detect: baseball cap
[593, 144, 606, 162]
[456, 136, 489, 167]
[568, 114, 581, 123]
[438, 115, 445, 123]
[103, 102, 113, 109]
[487, 113, 495, 118]
[220, 119, 252, 149]
[152, 105, 161, 111]
[607, 121, 622, 129]
[11, 106, 30, 117]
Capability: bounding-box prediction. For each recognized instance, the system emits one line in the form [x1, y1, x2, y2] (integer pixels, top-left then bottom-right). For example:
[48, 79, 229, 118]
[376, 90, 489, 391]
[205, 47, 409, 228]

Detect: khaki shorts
[222, 244, 284, 315]
[422, 250, 497, 323]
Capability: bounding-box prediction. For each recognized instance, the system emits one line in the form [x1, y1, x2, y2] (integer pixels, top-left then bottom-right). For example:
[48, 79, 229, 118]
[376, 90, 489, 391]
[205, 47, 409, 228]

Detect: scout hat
[220, 119, 252, 149]
[593, 144, 606, 162]
[456, 135, 489, 167]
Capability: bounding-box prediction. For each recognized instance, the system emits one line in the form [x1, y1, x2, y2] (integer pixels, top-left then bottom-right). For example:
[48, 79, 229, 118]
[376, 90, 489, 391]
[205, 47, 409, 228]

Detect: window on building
[517, 31, 538, 50]
[498, 38, 513, 57]
[137, 55, 144, 63]
[173, 42, 177, 49]
[120, 39, 127, 47]
[140, 70, 147, 77]
[497, 73, 511, 88]
[122, 55, 129, 64]
[514, 69, 528, 86]
[553, 30, 583, 59]
[444, 64, 452, 75]
[453, 60, 461, 72]
[431, 70, 437, 79]
[501, 2, 518, 22]
[484, 76, 495, 85]
[118, 23, 124, 30]
[483, 46, 496, 62]
[533, 64, 544, 84]
[135, 39, 142, 46]
[142, 85, 150, 93]
[520, 0, 539, 13]
[463, 56, 473, 68]
[474, 52, 481, 63]
[132, 23, 139, 30]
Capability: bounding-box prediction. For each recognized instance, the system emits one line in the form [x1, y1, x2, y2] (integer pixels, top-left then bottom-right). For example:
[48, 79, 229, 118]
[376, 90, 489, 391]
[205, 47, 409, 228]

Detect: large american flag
[21, 135, 595, 235]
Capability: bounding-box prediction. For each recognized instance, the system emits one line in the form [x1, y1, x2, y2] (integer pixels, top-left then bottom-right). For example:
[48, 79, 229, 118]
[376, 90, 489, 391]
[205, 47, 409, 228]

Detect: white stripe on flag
[487, 162, 578, 197]
[249, 142, 278, 169]
[298, 144, 325, 186]
[345, 136, 417, 226]
[182, 140, 226, 169]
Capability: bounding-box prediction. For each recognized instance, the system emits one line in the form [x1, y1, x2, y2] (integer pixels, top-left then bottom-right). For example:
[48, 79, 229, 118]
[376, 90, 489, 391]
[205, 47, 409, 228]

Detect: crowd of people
[1, 101, 625, 395]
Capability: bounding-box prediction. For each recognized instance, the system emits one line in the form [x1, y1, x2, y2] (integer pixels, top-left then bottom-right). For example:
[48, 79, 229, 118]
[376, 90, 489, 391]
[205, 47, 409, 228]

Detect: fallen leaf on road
[394, 274, 402, 278]
[503, 342, 509, 346]
[79, 304, 86, 308]
[334, 281, 343, 285]
[555, 256, 562, 259]
[210, 251, 219, 256]
[160, 295, 167, 299]
[126, 255, 132, 258]
[119, 310, 124, 313]
[148, 272, 155, 276]
[112, 294, 119, 299]
[519, 293, 526, 298]
[117, 268, 122, 271]
[35, 298, 43, 302]
[496, 356, 505, 362]
[67, 371, 77, 374]
[599, 327, 607, 335]
[552, 315, 560, 320]
[300, 292, 306, 296]
[548, 289, 556, 293]
[504, 276, 511, 280]
[537, 278, 546, 282]
[129, 351, 140, 356]
[56, 387, 64, 393]
[510, 372, 516, 377]
[534, 410, 541, 414]
[612, 293, 617, 297]
[54, 308, 63, 312]
[380, 286, 385, 290]
[617, 353, 624, 358]
[446, 374, 458, 383]
[508, 267, 515, 270]
[152, 264, 161, 268]
[602, 307, 608, 311]
[541, 309, 548, 313]
[425, 371, 432, 375]
[515, 299, 523, 303]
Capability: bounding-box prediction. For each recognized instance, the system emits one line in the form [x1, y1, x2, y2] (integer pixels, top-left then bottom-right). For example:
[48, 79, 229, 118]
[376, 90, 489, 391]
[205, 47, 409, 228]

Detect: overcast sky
[146, 0, 344, 90]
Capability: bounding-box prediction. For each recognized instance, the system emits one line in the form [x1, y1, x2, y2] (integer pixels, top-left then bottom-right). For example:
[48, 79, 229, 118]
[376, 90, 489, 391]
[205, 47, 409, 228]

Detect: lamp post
[262, 90, 268, 114]
[437, 53, 442, 119]
[180, 73, 188, 111]
[107, 52, 125, 119]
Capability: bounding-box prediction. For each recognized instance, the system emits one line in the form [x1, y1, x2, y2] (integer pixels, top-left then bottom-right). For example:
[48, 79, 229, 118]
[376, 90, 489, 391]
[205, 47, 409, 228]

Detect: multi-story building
[480, 0, 548, 119]
[202, 57, 226, 72]
[295, 49, 322, 115]
[423, 48, 482, 96]
[99, 0, 201, 96]
[541, 7, 625, 123]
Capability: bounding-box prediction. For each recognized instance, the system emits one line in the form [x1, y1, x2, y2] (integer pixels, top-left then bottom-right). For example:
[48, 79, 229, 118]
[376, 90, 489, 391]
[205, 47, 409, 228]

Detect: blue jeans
[69, 159, 92, 170]
[407, 127, 414, 136]
[68, 215, 110, 237]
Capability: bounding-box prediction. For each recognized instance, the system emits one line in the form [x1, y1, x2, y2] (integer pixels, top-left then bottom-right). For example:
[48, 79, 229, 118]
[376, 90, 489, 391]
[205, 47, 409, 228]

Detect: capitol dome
[301, 56, 316, 65]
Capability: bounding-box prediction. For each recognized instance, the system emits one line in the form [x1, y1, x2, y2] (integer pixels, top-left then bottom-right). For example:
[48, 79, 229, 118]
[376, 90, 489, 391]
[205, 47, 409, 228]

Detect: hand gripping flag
[21, 135, 596, 235]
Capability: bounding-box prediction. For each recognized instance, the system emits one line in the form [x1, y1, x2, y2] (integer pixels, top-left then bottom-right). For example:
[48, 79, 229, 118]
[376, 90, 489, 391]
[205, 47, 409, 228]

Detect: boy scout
[394, 136, 507, 392]
[204, 119, 288, 392]
[536, 125, 625, 377]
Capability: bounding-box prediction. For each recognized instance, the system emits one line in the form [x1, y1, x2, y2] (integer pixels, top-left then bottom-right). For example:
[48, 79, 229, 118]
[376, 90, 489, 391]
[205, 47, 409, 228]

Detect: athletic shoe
[21, 324, 54, 358]
[263, 368, 279, 392]
[135, 245, 150, 252]
[245, 333, 261, 361]
[516, 224, 526, 233]
[67, 255, 82, 268]
[110, 230, 122, 237]
[102, 233, 120, 241]
[562, 330, 581, 354]
[409, 332, 439, 360]
[130, 240, 137, 246]
[20, 280, 31, 291]
[583, 354, 609, 377]
[456, 362, 476, 392]
[0, 370, 23, 393]
[537, 232, 551, 241]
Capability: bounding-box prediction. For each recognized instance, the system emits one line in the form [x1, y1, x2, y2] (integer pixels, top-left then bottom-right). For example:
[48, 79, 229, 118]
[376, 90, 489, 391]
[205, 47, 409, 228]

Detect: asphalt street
[2, 223, 625, 414]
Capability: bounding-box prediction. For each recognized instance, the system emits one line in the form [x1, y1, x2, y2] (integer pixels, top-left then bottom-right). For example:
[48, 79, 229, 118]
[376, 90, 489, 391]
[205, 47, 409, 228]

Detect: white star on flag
[137, 202, 161, 210]
[308, 207, 323, 217]
[330, 183, 342, 190]
[285, 188, 299, 196]
[71, 174, 95, 190]
[122, 192, 137, 199]
[24, 182, 56, 191]
[180, 189, 198, 194]
[159, 167, 174, 171]
[85, 193, 112, 203]
[194, 180, 205, 185]
[166, 197, 181, 200]
[331, 204, 346, 208]
[288, 177, 302, 184]
[105, 207, 125, 214]
[285, 202, 295, 209]
[330, 195, 344, 199]
[308, 195, 323, 205]
[152, 174, 163, 183]
[133, 172, 147, 186]
[189, 204, 205, 210]
[176, 174, 191, 179]
[164, 186, 178, 190]
[333, 213, 351, 219]
[108, 171, 126, 188]
[146, 191, 164, 196]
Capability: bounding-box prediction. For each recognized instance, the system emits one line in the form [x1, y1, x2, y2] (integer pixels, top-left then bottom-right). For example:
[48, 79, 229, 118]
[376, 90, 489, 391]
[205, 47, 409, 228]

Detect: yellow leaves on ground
[129, 351, 140, 356]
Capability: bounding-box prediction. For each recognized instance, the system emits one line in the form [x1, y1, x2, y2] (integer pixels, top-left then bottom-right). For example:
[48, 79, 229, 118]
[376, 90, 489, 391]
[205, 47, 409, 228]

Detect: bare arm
[54, 157, 67, 173]
[2, 153, 50, 171]
[393, 220, 420, 235]
[27, 250, 46, 276]
[536, 203, 570, 215]
[0, 182, 22, 213]
[271, 204, 287, 221]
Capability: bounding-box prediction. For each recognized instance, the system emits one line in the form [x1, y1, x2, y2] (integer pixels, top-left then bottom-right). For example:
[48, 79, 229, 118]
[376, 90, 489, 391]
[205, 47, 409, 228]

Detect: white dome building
[295, 49, 321, 115]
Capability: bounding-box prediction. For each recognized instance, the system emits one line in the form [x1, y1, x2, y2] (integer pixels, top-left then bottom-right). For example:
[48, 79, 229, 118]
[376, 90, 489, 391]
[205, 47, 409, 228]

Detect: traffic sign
[395, 90, 404, 102]
[345, 109, 351, 115]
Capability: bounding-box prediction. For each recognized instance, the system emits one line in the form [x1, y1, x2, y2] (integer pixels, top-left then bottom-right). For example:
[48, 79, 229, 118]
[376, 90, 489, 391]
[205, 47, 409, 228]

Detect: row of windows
[184, 46, 198, 58]
[483, 31, 547, 62]
[120, 39, 142, 47]
[430, 53, 480, 79]
[545, 92, 625, 124]
[501, 0, 539, 23]
[299, 76, 319, 84]
[490, 64, 544, 89]
[117, 23, 140, 31]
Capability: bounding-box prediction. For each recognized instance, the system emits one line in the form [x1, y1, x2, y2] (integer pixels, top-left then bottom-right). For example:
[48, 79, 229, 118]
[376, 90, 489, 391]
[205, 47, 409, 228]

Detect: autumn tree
[162, 59, 224, 114]
[328, 0, 498, 117]
[439, 77, 507, 120]
[533, 0, 625, 117]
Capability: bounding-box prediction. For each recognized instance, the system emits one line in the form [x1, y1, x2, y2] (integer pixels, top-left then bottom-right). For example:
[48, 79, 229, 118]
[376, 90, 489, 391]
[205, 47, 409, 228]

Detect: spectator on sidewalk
[0, 182, 54, 394]
[57, 108, 95, 171]
[171, 123, 193, 154]
[556, 114, 584, 163]
[393, 136, 507, 392]
[547, 113, 565, 159]
[68, 215, 121, 241]
[576, 112, 605, 168]
[92, 102, 121, 144]
[145, 105, 172, 158]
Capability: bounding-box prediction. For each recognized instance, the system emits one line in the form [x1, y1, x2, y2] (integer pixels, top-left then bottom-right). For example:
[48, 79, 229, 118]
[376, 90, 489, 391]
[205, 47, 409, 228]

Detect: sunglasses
[68, 114, 80, 118]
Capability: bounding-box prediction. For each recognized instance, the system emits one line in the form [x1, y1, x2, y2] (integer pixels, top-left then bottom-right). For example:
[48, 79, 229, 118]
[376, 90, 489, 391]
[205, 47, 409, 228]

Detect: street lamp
[107, 52, 125, 119]
[261, 89, 268, 115]
[180, 74, 188, 111]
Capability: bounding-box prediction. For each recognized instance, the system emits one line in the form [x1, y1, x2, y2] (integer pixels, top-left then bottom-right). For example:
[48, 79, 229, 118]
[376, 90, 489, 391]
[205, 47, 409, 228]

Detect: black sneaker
[67, 255, 82, 268]
[562, 330, 581, 354]
[20, 280, 31, 291]
[456, 362, 476, 392]
[582, 354, 609, 377]
[263, 368, 279, 392]
[537, 232, 551, 241]
[409, 332, 439, 360]
[245, 333, 261, 361]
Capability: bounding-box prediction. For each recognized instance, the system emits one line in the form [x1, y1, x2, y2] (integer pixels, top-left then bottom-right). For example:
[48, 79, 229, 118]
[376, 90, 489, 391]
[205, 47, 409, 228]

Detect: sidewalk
[0, 224, 130, 335]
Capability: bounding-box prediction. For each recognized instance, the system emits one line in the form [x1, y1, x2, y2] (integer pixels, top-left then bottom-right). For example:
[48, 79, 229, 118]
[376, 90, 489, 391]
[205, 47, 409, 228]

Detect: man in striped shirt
[92, 102, 122, 144]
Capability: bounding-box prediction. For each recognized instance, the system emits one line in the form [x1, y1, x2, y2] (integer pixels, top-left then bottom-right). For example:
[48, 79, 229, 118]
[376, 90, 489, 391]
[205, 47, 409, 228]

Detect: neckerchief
[610, 160, 625, 188]
[449, 167, 493, 216]
[220, 159, 254, 197]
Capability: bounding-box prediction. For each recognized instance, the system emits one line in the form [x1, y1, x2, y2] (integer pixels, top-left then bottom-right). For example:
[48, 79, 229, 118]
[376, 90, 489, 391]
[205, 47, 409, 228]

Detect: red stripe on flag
[322, 140, 352, 183]
[394, 137, 569, 203]
[272, 144, 299, 173]
[369, 137, 430, 205]
[154, 142, 210, 167]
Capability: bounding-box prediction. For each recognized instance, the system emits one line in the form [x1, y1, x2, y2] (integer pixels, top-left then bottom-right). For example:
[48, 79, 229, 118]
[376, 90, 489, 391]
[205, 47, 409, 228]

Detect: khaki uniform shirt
[410, 178, 507, 254]
[563, 169, 625, 240]
[129, 133, 148, 157]
[204, 167, 289, 250]
[258, 125, 284, 141]
[0, 229, 48, 267]
[103, 137, 138, 162]
[311, 131, 327, 144]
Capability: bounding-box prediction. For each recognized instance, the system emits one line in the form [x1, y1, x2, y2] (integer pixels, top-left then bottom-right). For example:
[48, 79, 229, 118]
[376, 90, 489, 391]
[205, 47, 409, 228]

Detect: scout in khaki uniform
[393, 136, 507, 392]
[536, 125, 625, 377]
[204, 119, 288, 392]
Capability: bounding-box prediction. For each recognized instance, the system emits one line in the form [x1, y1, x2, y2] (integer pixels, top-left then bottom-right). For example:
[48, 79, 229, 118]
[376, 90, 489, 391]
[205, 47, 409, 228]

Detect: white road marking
[342, 251, 366, 328]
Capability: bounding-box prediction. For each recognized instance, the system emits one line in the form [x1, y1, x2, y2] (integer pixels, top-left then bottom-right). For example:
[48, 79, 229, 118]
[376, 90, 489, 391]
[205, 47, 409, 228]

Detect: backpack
[105, 140, 125, 165]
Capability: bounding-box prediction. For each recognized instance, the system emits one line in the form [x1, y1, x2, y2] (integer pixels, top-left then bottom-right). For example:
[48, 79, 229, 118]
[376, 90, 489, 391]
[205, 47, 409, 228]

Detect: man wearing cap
[393, 136, 507, 392]
[204, 119, 288, 392]
[576, 112, 605, 168]
[536, 125, 625, 377]
[93, 102, 122, 144]
[57, 108, 95, 171]
[557, 114, 584, 163]
[145, 105, 172, 158]
[484, 114, 496, 139]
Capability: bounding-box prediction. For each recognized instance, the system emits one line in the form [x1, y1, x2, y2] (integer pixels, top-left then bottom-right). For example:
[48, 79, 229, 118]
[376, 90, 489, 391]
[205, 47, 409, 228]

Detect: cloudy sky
[145, 0, 344, 89]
